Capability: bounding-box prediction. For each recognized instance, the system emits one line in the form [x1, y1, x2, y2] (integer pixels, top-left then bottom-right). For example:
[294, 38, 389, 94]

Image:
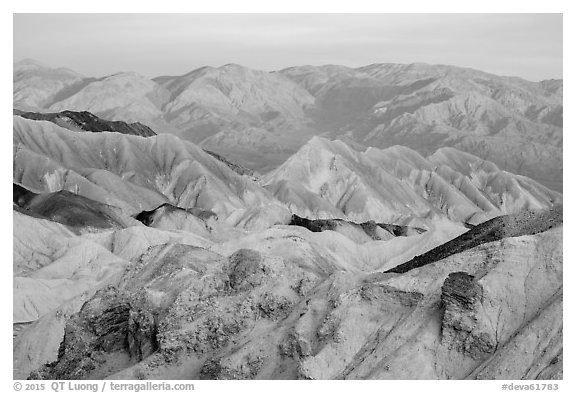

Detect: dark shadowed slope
[13, 183, 137, 231]
[288, 214, 426, 242]
[385, 204, 562, 273]
[134, 202, 216, 235]
[203, 150, 256, 178]
[14, 109, 157, 137]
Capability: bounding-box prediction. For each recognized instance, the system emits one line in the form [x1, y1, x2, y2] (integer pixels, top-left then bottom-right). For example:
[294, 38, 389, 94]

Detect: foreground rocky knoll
[22, 206, 561, 380]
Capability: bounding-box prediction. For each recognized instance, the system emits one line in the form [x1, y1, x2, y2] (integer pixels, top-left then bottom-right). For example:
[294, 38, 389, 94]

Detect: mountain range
[14, 59, 563, 191]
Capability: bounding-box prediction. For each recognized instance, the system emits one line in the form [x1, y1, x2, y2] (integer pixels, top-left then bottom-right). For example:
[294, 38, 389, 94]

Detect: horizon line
[13, 57, 563, 83]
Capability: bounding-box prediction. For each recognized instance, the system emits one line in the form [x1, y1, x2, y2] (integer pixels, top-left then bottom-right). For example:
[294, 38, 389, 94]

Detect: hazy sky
[13, 13, 562, 81]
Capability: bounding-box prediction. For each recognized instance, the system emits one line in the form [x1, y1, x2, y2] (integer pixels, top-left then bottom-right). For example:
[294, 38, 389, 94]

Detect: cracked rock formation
[29, 286, 158, 380]
[440, 272, 496, 359]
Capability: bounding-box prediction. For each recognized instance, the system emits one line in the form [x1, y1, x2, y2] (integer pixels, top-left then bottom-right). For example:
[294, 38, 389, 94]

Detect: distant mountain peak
[220, 63, 247, 69]
[14, 58, 47, 68]
[105, 71, 147, 79]
[14, 58, 84, 77]
[290, 136, 357, 158]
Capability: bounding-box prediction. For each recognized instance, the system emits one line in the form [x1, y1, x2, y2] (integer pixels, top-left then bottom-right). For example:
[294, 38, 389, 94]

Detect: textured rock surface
[20, 220, 562, 380]
[440, 272, 496, 359]
[29, 286, 158, 379]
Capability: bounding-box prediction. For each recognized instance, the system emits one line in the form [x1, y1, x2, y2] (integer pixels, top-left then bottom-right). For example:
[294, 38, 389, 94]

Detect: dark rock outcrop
[29, 287, 158, 380]
[14, 109, 157, 137]
[133, 203, 216, 235]
[441, 272, 498, 359]
[288, 214, 426, 239]
[13, 183, 132, 231]
[203, 149, 256, 178]
[134, 203, 216, 226]
[128, 309, 158, 361]
[199, 356, 264, 380]
[13, 183, 37, 207]
[226, 249, 265, 291]
[440, 272, 496, 359]
[385, 205, 563, 273]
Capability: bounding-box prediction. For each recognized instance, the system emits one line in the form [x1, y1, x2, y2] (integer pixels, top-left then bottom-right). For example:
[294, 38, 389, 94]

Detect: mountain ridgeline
[14, 60, 562, 191]
[14, 109, 158, 137]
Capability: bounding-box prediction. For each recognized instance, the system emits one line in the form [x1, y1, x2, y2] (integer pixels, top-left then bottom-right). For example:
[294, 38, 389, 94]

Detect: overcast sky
[13, 13, 562, 81]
